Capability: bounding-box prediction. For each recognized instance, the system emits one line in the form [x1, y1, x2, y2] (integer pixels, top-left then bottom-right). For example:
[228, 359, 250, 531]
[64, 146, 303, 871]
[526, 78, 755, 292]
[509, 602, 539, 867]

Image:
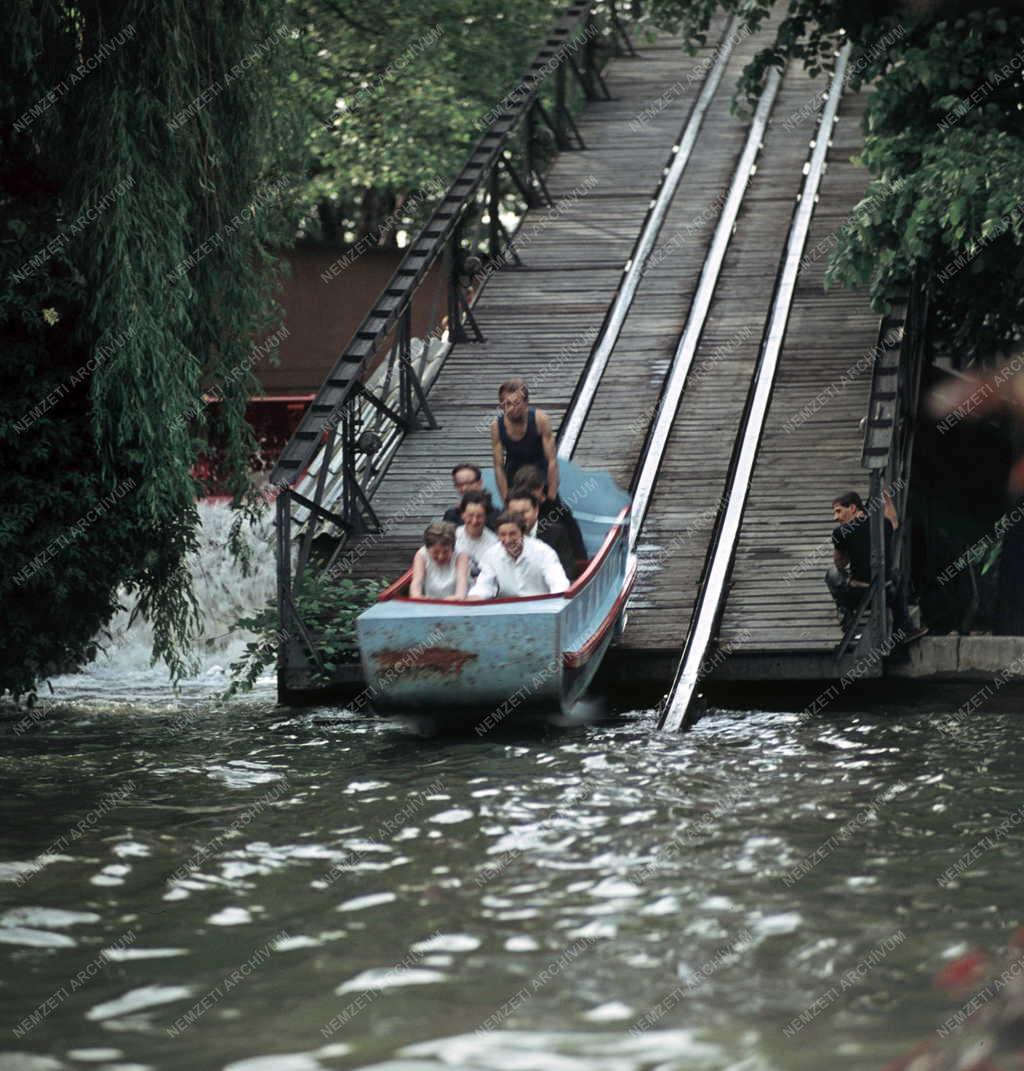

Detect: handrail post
[525, 104, 535, 185]
[398, 307, 412, 422]
[584, 10, 598, 96]
[341, 408, 357, 531]
[447, 223, 464, 341]
[488, 165, 501, 261]
[869, 470, 889, 650]
[555, 61, 568, 148]
[276, 489, 295, 698]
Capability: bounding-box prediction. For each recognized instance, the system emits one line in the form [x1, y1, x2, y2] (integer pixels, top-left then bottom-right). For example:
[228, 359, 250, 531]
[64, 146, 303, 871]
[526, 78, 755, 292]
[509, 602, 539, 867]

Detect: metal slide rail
[624, 66, 784, 542]
[659, 43, 852, 732]
[558, 15, 741, 456]
[272, 3, 630, 691]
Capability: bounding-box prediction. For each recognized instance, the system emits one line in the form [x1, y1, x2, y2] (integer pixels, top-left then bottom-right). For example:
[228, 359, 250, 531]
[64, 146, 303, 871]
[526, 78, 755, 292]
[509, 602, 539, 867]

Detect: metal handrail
[855, 278, 928, 653]
[270, 1, 605, 491]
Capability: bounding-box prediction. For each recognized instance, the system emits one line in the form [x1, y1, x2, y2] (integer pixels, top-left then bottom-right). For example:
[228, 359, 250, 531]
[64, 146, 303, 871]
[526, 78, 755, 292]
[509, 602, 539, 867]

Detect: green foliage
[1, 0, 604, 700]
[287, 0, 570, 244]
[225, 571, 386, 696]
[1, 1, 306, 699]
[644, 1, 1024, 362]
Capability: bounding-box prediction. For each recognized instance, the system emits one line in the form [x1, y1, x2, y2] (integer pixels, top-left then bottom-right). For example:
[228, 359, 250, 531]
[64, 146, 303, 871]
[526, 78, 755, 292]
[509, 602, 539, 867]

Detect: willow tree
[1, 1, 304, 698]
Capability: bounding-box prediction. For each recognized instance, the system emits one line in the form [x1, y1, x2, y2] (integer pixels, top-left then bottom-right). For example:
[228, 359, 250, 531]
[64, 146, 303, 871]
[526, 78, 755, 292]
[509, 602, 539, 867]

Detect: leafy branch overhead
[646, 0, 1024, 362]
[291, 0, 568, 244]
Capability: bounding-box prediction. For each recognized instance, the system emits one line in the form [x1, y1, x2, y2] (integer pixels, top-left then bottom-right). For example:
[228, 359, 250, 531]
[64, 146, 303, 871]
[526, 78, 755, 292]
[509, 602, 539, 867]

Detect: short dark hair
[498, 377, 528, 402]
[494, 510, 527, 533]
[832, 491, 865, 510]
[459, 489, 491, 514]
[510, 467, 546, 496]
[451, 463, 482, 481]
[507, 491, 539, 510]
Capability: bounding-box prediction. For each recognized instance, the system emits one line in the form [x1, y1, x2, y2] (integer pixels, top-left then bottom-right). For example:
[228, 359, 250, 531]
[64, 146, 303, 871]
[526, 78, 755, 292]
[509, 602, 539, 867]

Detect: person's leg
[882, 578, 916, 634]
[825, 566, 860, 626]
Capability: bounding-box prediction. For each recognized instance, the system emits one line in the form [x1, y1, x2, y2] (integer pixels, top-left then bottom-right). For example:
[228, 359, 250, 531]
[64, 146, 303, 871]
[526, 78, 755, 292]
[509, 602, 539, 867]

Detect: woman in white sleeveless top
[455, 492, 499, 577]
[410, 522, 469, 600]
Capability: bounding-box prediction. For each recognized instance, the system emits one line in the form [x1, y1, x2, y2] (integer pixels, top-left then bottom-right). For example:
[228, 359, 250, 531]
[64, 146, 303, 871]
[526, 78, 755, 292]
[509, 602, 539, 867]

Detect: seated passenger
[410, 522, 469, 600]
[443, 464, 500, 529]
[506, 490, 578, 580]
[455, 490, 499, 576]
[468, 512, 570, 599]
[509, 467, 587, 562]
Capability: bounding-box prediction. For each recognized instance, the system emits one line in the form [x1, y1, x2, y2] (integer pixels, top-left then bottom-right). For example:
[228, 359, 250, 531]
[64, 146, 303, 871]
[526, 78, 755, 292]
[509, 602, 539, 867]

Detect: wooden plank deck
[344, 24, 735, 582]
[615, 63, 836, 652]
[717, 91, 878, 655]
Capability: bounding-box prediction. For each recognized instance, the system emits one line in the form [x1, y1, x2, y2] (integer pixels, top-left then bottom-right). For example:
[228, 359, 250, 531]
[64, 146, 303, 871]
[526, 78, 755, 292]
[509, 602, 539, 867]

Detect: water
[3, 689, 1022, 1071]
[69, 499, 276, 685]
[5, 505, 1022, 1069]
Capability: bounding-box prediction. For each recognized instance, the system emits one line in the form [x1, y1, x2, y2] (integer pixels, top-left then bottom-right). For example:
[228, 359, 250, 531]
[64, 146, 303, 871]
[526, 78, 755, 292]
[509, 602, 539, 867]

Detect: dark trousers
[825, 566, 914, 634]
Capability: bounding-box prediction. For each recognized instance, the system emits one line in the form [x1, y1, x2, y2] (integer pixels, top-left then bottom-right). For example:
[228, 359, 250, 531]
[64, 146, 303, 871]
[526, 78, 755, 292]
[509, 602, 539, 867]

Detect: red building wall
[253, 247, 447, 395]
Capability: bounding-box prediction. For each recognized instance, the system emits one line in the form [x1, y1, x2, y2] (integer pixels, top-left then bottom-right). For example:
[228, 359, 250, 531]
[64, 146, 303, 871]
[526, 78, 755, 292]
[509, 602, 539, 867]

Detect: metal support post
[869, 469, 889, 650]
[555, 62, 568, 148]
[275, 490, 295, 700]
[583, 12, 598, 97]
[488, 165, 501, 260]
[397, 308, 439, 429]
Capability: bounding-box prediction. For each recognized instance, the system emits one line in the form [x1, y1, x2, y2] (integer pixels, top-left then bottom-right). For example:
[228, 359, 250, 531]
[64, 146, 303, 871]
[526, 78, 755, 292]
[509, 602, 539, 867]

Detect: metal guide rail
[623, 65, 783, 546]
[557, 15, 741, 457]
[659, 43, 853, 732]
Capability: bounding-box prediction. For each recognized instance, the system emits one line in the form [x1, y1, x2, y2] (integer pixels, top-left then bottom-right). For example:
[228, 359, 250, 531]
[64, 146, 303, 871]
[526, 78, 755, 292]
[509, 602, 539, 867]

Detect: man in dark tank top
[490, 377, 559, 504]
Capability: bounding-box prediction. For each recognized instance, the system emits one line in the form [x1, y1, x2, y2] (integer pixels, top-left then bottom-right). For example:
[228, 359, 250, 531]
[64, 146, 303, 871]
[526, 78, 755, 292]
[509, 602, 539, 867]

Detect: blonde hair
[423, 521, 456, 548]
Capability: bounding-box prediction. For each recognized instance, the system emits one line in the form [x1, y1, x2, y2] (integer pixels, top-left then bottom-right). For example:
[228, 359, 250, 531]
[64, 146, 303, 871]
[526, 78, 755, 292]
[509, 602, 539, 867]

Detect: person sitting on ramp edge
[826, 490, 927, 643]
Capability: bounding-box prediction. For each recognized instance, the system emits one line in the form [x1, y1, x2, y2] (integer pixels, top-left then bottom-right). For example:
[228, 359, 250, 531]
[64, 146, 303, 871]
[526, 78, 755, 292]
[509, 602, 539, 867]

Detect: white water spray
[45, 500, 277, 702]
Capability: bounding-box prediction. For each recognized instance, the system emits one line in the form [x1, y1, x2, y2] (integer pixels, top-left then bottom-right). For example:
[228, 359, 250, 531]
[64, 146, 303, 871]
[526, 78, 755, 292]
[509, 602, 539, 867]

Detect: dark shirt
[444, 503, 500, 531]
[498, 408, 547, 485]
[832, 515, 894, 584]
[540, 495, 586, 561]
[535, 518, 578, 581]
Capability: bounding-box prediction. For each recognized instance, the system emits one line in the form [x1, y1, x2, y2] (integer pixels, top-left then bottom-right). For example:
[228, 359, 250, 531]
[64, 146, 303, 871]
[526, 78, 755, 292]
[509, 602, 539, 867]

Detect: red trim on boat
[377, 569, 414, 601]
[563, 561, 637, 669]
[376, 506, 632, 606]
[564, 507, 630, 597]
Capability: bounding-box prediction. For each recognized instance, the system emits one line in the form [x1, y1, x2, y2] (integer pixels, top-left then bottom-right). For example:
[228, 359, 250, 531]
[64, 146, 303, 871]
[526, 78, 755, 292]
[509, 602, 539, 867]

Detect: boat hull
[356, 502, 636, 720]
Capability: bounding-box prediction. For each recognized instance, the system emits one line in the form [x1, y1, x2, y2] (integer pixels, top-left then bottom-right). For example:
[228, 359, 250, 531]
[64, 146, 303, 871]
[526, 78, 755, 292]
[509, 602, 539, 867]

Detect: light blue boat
[355, 459, 637, 719]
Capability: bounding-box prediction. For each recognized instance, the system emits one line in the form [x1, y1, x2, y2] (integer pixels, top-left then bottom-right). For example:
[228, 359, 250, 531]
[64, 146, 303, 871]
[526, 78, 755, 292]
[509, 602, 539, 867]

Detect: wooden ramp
[612, 63, 835, 653]
[345, 24, 733, 583]
[286, 15, 893, 700]
[714, 92, 879, 673]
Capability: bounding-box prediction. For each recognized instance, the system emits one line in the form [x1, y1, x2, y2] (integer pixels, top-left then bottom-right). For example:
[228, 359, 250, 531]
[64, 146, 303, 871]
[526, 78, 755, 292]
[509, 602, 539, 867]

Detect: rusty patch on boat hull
[373, 646, 479, 677]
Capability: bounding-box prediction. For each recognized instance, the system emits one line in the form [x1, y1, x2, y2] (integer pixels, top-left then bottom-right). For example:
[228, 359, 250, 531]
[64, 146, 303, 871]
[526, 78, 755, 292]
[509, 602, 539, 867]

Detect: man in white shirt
[506, 490, 578, 580]
[468, 512, 570, 599]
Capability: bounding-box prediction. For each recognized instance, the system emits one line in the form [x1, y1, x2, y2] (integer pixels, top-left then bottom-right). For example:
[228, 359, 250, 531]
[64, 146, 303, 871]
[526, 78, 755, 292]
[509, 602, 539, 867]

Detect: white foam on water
[42, 500, 278, 702]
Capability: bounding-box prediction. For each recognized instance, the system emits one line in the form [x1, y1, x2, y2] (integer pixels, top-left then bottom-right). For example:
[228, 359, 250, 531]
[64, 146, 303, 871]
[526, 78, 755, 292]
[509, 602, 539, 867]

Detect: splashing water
[44, 500, 277, 703]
